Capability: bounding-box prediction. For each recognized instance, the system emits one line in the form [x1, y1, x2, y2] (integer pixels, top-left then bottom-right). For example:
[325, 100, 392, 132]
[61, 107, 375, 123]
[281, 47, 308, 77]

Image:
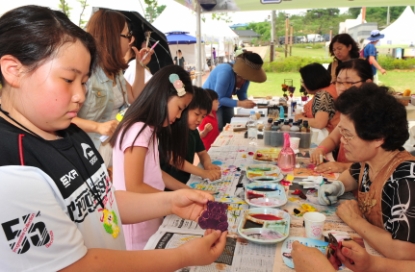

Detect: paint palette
[246, 164, 281, 181]
[244, 182, 287, 208]
[238, 207, 290, 244]
[251, 174, 284, 183]
[253, 148, 281, 163]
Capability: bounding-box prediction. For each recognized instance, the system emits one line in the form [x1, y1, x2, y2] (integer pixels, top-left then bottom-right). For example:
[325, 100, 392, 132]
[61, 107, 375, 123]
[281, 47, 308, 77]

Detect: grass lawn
[276, 46, 330, 59]
[249, 70, 415, 97]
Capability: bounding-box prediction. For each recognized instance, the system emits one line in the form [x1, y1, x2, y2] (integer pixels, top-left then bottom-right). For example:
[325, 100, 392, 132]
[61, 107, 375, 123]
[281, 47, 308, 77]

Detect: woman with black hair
[295, 63, 339, 133]
[311, 59, 374, 174]
[318, 83, 415, 259]
[328, 33, 360, 83]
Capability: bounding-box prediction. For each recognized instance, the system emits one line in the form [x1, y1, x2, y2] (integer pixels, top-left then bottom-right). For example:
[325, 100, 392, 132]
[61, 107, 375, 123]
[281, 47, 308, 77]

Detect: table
[143, 123, 366, 271]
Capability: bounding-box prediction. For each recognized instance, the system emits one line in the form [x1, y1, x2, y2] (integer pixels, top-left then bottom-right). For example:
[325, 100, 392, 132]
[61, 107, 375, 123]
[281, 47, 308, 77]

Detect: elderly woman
[318, 83, 415, 260]
[295, 63, 339, 133]
[311, 59, 374, 173]
[327, 33, 360, 83]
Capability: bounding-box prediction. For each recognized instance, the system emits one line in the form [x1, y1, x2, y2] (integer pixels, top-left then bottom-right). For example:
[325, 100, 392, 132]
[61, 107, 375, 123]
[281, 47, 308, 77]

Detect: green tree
[349, 7, 406, 28]
[240, 10, 354, 45]
[77, 0, 88, 28]
[58, 0, 71, 17]
[144, 0, 165, 23]
[211, 12, 232, 23]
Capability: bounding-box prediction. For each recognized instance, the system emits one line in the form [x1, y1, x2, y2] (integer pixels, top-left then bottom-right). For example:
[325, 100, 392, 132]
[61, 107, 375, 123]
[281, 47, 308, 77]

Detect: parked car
[307, 34, 324, 43]
[295, 36, 307, 43]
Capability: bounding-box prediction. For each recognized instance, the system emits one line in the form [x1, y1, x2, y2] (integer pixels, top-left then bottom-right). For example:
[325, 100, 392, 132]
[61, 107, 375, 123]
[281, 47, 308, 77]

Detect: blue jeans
[217, 106, 234, 131]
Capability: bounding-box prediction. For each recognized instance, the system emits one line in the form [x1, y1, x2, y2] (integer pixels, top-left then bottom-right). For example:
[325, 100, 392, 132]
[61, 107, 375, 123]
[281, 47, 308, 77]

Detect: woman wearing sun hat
[363, 29, 386, 82]
[202, 51, 267, 131]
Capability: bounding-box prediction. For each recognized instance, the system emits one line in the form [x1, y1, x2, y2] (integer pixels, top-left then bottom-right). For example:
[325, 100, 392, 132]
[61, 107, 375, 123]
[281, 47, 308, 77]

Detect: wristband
[317, 145, 328, 153]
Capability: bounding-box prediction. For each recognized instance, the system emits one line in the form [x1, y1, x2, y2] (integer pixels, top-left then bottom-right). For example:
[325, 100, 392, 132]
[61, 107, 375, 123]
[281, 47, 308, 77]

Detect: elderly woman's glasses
[338, 127, 354, 142]
[120, 31, 133, 41]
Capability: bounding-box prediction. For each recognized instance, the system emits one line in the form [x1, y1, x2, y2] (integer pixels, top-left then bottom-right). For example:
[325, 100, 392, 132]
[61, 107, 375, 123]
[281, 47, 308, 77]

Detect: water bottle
[247, 110, 258, 145]
[277, 132, 296, 172]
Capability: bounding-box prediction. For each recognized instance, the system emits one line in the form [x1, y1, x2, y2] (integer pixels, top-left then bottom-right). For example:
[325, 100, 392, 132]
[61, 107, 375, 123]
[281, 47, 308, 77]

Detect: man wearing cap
[203, 52, 267, 131]
[363, 30, 386, 81]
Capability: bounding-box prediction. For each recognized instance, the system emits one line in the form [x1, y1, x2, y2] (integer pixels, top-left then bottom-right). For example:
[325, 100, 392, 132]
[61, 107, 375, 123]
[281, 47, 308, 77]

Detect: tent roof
[380, 6, 415, 45]
[166, 33, 197, 44]
[153, 1, 238, 42]
[176, 0, 414, 11]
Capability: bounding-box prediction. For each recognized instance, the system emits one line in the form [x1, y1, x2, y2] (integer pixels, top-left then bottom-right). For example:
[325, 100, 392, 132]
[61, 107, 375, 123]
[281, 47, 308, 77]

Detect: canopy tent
[380, 6, 415, 46]
[339, 9, 367, 34]
[153, 1, 238, 43]
[166, 32, 198, 44]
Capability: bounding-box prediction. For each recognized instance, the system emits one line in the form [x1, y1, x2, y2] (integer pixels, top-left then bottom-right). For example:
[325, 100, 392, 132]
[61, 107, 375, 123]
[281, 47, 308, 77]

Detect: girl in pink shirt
[111, 65, 193, 249]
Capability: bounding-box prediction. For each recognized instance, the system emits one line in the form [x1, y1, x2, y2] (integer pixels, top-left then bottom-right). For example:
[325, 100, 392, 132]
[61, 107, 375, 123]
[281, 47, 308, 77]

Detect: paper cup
[290, 137, 301, 150]
[303, 212, 326, 240]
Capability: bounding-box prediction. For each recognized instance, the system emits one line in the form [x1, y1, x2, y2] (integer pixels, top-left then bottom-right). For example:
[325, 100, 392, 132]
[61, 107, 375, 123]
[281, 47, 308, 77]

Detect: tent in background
[153, 1, 238, 63]
[165, 32, 208, 72]
[380, 6, 415, 46]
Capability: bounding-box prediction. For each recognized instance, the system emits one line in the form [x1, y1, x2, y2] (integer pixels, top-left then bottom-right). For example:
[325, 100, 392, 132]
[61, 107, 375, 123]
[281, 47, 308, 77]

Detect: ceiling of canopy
[175, 0, 413, 12]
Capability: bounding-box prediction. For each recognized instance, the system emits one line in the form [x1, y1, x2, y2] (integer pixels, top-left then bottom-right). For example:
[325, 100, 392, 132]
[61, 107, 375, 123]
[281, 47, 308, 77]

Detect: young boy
[199, 89, 220, 151]
[162, 87, 221, 187]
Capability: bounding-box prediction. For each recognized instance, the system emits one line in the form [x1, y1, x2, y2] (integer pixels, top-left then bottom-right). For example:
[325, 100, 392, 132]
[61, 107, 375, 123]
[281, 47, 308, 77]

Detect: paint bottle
[277, 132, 296, 172]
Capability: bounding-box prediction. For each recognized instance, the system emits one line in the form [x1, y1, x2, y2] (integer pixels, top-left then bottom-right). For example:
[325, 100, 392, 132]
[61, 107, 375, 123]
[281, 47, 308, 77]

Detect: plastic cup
[303, 212, 326, 240]
[290, 137, 301, 150]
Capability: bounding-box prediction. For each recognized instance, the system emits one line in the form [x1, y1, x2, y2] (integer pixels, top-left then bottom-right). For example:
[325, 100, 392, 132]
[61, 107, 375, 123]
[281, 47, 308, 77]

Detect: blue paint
[212, 160, 223, 165]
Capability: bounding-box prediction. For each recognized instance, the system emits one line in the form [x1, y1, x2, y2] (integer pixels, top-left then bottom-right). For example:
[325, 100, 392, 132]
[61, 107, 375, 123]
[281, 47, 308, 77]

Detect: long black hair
[110, 65, 193, 167]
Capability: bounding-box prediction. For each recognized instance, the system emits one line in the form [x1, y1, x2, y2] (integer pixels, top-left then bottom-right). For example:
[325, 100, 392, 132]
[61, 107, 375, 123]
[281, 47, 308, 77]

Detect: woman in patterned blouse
[295, 63, 340, 133]
[321, 83, 415, 260]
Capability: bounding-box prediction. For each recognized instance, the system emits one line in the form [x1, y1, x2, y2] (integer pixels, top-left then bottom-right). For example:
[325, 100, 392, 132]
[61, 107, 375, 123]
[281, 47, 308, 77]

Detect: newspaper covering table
[145, 124, 375, 271]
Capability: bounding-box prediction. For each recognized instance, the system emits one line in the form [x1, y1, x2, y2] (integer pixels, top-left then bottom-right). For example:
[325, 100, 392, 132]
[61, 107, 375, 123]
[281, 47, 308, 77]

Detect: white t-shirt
[0, 165, 125, 271]
[124, 60, 153, 86]
[112, 122, 164, 250]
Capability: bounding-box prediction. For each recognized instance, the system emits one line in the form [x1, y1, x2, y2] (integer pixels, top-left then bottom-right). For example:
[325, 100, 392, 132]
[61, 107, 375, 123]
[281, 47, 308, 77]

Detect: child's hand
[169, 189, 213, 221]
[178, 229, 227, 267]
[201, 169, 221, 181]
[97, 120, 119, 136]
[204, 123, 213, 132]
[205, 164, 221, 171]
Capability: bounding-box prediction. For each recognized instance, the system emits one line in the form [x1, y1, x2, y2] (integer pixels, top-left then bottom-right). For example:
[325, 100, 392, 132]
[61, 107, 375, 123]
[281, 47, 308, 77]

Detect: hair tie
[169, 74, 186, 97]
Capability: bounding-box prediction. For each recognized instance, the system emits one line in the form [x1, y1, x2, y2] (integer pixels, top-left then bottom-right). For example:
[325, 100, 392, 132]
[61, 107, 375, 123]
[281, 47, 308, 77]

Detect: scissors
[326, 233, 342, 270]
[326, 233, 354, 269]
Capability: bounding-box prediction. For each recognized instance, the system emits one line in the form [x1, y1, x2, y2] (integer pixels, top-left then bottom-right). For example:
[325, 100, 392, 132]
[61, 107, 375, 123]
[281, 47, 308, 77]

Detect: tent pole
[196, 4, 202, 86]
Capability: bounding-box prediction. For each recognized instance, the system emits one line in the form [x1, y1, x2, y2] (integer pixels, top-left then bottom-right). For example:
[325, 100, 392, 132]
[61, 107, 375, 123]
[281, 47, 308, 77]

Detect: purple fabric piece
[198, 200, 229, 232]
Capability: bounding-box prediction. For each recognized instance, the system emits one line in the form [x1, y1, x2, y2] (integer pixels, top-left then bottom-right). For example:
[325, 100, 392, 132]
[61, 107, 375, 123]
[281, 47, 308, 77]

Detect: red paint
[247, 191, 265, 199]
[250, 214, 282, 220]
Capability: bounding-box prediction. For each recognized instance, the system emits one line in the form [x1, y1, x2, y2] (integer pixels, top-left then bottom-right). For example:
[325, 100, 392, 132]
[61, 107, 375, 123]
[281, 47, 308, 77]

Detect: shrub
[378, 56, 415, 70]
[263, 56, 331, 72]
